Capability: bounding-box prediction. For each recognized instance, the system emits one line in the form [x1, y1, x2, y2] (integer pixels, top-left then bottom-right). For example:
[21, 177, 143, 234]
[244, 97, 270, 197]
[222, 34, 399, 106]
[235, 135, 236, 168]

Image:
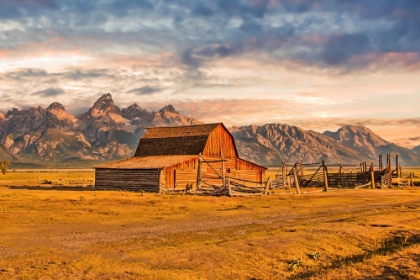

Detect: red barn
[95, 123, 266, 192]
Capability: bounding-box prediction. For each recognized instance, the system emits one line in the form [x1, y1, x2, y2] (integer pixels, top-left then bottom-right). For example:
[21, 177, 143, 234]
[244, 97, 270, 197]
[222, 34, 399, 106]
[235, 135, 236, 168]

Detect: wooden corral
[95, 123, 266, 193]
[271, 153, 408, 193]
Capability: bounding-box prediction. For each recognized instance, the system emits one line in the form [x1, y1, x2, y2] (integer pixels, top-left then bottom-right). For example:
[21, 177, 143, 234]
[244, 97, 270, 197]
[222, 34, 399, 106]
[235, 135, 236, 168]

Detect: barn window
[226, 168, 231, 173]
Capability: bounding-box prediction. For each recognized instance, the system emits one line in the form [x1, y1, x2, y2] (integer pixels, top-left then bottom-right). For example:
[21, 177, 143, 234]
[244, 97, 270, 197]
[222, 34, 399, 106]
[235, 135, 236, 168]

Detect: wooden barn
[95, 123, 266, 192]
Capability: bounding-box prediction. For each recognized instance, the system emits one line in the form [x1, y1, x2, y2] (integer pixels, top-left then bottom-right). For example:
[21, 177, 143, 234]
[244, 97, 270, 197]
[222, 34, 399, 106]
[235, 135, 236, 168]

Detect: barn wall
[202, 125, 238, 158]
[199, 157, 266, 185]
[162, 157, 200, 191]
[159, 169, 166, 190]
[95, 169, 160, 192]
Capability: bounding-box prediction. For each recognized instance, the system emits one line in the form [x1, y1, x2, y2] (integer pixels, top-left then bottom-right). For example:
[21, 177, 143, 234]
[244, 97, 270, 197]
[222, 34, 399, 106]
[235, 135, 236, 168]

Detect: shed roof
[95, 155, 198, 169]
[134, 123, 224, 157]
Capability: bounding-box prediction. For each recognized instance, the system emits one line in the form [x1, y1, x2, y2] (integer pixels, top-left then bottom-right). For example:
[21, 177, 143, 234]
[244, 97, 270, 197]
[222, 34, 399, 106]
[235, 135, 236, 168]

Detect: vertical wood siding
[162, 157, 200, 191]
[202, 125, 238, 157]
[199, 157, 266, 185]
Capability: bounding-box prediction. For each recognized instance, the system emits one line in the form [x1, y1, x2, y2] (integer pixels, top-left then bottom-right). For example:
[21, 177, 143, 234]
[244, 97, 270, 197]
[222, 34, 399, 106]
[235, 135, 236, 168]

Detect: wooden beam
[264, 177, 271, 195]
[339, 164, 343, 188]
[379, 154, 383, 170]
[301, 160, 305, 177]
[221, 151, 226, 188]
[388, 153, 392, 187]
[293, 164, 301, 194]
[322, 160, 329, 192]
[410, 172, 414, 187]
[370, 170, 375, 189]
[196, 159, 201, 190]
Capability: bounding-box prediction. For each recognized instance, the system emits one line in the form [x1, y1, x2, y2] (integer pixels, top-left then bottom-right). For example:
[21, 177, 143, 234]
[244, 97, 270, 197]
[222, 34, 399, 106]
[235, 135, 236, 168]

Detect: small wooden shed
[95, 123, 266, 192]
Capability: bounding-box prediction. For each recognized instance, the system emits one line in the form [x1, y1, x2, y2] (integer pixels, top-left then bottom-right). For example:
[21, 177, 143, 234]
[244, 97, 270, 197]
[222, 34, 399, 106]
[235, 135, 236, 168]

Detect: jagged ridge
[0, 94, 419, 166]
[0, 94, 201, 163]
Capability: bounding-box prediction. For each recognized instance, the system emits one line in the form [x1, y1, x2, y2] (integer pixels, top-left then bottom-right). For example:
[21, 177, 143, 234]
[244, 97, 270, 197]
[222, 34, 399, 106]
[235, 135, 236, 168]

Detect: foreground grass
[0, 187, 419, 279]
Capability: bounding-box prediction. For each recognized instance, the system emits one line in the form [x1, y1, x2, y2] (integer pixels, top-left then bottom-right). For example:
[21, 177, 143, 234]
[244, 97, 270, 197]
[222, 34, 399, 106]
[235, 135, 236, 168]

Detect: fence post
[227, 179, 232, 197]
[339, 164, 343, 188]
[221, 155, 226, 188]
[370, 170, 375, 189]
[264, 177, 271, 195]
[282, 163, 287, 188]
[379, 154, 383, 170]
[410, 173, 414, 187]
[387, 153, 392, 187]
[301, 160, 305, 177]
[322, 160, 329, 192]
[293, 164, 301, 194]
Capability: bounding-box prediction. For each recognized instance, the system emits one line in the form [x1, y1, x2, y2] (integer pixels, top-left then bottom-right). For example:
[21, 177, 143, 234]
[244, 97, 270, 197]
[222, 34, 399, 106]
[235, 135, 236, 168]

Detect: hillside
[323, 125, 420, 165]
[413, 145, 420, 154]
[230, 124, 372, 166]
[0, 94, 200, 164]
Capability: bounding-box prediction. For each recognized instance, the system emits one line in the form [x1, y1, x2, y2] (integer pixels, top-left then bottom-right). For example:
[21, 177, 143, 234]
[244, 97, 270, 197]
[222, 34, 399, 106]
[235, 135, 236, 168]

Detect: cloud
[126, 85, 162, 95]
[192, 5, 214, 17]
[32, 87, 65, 97]
[3, 68, 117, 82]
[5, 68, 48, 80]
[1, 0, 419, 73]
[60, 69, 117, 80]
[321, 33, 370, 65]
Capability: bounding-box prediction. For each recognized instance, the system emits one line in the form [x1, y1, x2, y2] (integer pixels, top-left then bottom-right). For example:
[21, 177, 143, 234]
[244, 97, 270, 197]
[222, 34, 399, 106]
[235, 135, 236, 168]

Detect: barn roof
[143, 123, 220, 138]
[95, 155, 198, 169]
[134, 123, 227, 157]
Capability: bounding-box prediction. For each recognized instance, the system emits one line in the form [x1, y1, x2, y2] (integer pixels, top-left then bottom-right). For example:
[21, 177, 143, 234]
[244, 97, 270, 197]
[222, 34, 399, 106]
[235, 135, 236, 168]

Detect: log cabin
[95, 123, 266, 192]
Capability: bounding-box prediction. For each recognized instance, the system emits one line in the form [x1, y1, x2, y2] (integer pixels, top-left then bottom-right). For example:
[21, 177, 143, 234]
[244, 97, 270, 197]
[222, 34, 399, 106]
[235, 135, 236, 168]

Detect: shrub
[0, 160, 10, 175]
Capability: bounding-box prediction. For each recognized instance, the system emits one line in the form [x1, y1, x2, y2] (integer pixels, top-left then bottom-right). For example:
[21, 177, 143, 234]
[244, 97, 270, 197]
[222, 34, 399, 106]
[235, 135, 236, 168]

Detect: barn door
[257, 170, 262, 184]
[166, 169, 176, 189]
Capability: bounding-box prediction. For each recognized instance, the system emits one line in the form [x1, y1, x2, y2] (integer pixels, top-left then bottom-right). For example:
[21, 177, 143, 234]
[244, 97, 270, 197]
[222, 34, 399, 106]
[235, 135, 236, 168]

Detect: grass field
[0, 169, 95, 187]
[0, 183, 419, 279]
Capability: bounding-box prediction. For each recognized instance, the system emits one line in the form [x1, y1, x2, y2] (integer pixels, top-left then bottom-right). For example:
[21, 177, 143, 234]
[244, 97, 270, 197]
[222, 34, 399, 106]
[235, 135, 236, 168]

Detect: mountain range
[1, 93, 419, 167]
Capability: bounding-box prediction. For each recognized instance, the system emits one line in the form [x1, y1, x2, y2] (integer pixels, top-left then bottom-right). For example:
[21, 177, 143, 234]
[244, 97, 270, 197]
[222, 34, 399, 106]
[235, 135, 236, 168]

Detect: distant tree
[1, 160, 10, 175]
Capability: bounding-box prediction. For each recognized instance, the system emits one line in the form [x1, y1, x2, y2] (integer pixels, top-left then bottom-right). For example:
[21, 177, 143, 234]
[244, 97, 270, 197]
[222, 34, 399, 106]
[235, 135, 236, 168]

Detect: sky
[0, 0, 419, 148]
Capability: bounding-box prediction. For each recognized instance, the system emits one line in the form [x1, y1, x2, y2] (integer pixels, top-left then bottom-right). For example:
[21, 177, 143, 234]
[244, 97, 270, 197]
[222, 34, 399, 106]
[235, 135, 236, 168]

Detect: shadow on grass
[287, 231, 420, 280]
[5, 185, 94, 191]
[364, 266, 411, 280]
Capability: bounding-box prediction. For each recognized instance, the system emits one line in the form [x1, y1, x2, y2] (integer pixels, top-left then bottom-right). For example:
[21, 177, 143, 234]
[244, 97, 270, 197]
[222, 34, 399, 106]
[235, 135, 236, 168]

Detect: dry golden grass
[0, 169, 94, 187]
[0, 182, 419, 279]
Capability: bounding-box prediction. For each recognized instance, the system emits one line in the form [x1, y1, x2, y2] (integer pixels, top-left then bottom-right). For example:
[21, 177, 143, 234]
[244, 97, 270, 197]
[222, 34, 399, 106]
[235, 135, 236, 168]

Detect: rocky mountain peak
[323, 125, 394, 159]
[339, 125, 373, 137]
[47, 102, 66, 113]
[0, 112, 4, 120]
[99, 93, 113, 101]
[128, 103, 142, 110]
[45, 102, 75, 127]
[5, 108, 19, 118]
[84, 93, 122, 119]
[324, 125, 389, 146]
[121, 103, 152, 125]
[159, 104, 178, 114]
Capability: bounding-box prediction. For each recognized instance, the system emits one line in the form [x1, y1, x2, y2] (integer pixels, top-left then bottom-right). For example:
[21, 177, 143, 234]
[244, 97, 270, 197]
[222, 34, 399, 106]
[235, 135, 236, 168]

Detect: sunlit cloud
[0, 0, 419, 148]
